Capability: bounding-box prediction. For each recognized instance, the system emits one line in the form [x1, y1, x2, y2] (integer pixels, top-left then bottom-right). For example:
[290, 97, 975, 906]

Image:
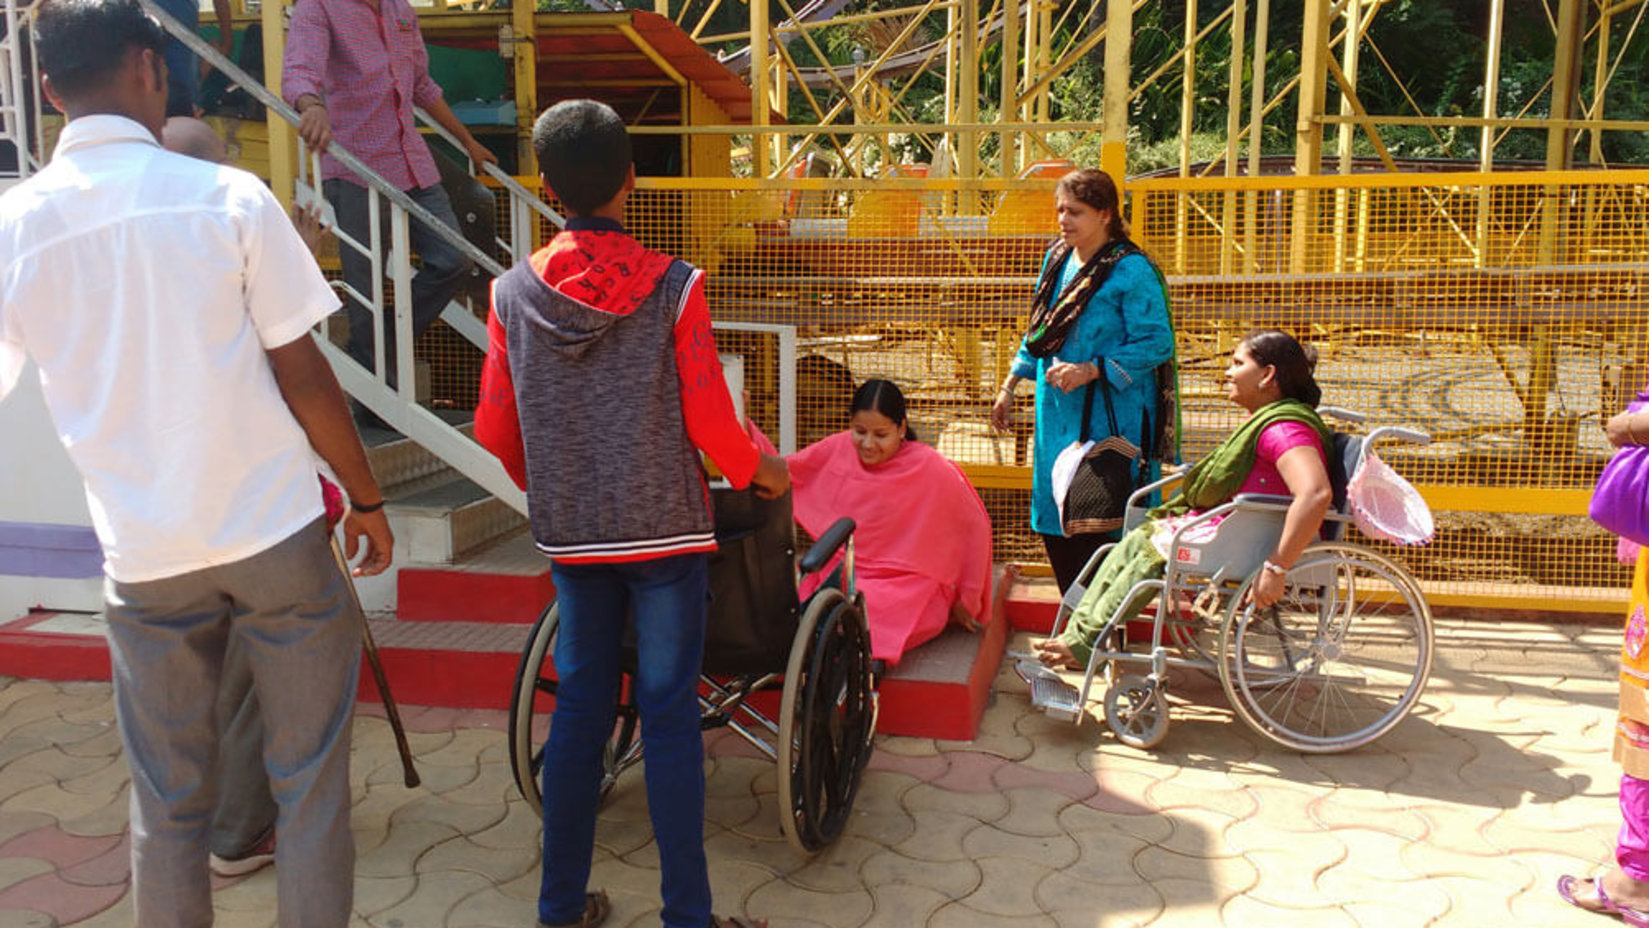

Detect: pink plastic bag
[1347, 449, 1434, 546]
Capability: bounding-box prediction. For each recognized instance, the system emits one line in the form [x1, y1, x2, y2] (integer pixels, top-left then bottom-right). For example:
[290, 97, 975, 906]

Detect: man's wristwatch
[1261, 560, 1287, 576]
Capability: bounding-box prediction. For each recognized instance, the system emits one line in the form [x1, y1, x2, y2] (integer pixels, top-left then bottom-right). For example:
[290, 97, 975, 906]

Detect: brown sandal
[710, 917, 767, 927]
[539, 890, 611, 928]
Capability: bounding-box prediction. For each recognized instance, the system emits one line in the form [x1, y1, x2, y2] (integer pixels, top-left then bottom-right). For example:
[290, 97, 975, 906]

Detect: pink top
[766, 429, 994, 628]
[1236, 421, 1327, 496]
[282, 0, 443, 190]
[1150, 420, 1329, 559]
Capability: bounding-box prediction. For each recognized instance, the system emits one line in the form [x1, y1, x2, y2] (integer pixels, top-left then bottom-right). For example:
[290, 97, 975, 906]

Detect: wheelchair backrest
[1327, 432, 1363, 542]
[1165, 429, 1362, 585]
[704, 487, 802, 675]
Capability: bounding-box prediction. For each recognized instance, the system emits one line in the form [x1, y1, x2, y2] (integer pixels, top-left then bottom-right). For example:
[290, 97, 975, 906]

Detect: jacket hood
[520, 226, 674, 358]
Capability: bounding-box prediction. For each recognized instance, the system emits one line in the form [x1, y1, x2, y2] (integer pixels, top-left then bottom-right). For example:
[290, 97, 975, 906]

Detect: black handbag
[1062, 367, 1142, 536]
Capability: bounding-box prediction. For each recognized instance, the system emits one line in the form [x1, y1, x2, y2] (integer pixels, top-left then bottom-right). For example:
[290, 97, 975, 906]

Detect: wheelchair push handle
[1318, 405, 1368, 424]
[1366, 425, 1432, 447]
[799, 516, 856, 575]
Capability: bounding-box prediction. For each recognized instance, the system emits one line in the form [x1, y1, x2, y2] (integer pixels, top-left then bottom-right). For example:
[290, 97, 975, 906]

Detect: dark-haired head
[1239, 328, 1322, 407]
[848, 379, 917, 467]
[1055, 168, 1128, 243]
[36, 0, 168, 134]
[532, 99, 633, 217]
[850, 379, 916, 441]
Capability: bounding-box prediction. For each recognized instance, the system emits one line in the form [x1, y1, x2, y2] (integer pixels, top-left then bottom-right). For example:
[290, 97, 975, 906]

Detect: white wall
[0, 362, 102, 617]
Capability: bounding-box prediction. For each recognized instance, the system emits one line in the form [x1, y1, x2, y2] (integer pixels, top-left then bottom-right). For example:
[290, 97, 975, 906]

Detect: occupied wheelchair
[508, 487, 878, 852]
[1022, 408, 1435, 753]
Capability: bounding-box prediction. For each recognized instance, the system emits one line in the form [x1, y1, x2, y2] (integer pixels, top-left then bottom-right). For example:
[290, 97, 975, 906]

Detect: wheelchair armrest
[798, 517, 856, 575]
[1230, 493, 1294, 510]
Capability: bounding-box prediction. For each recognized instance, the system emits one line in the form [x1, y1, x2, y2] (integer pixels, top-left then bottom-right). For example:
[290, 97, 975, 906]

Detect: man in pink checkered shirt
[282, 0, 497, 409]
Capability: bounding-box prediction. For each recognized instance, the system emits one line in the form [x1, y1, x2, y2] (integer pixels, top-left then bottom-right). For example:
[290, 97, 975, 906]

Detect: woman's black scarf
[1023, 237, 1142, 358]
[1022, 236, 1183, 467]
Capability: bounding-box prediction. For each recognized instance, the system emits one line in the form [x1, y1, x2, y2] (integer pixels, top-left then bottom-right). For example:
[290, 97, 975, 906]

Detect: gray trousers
[105, 519, 361, 928]
[210, 642, 276, 859]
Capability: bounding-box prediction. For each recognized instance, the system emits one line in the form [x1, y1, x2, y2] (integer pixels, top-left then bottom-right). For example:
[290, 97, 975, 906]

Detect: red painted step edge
[0, 613, 110, 682]
[357, 647, 518, 710]
[875, 610, 1007, 740]
[396, 568, 553, 624]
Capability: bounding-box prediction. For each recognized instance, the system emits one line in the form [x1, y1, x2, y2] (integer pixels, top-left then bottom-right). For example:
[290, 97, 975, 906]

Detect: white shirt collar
[53, 114, 161, 159]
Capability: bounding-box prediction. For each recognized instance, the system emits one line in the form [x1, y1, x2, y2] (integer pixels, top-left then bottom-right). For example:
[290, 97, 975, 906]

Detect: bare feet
[1030, 637, 1081, 670]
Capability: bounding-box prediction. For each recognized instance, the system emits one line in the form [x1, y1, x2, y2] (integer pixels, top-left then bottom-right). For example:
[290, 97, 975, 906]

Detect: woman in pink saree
[757, 379, 993, 668]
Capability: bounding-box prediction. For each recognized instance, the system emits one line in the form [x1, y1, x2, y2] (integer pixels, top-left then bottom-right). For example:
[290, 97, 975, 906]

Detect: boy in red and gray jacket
[476, 99, 784, 928]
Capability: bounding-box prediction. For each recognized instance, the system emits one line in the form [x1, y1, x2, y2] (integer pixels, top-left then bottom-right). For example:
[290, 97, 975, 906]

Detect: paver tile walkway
[0, 617, 1626, 926]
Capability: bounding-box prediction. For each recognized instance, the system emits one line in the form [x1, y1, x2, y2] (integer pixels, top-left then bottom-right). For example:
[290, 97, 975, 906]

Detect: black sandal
[539, 890, 611, 928]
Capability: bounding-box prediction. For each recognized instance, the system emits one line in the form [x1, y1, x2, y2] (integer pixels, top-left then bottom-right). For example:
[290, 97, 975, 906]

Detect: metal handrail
[138, 0, 507, 277]
[413, 104, 566, 232]
[135, 0, 529, 513]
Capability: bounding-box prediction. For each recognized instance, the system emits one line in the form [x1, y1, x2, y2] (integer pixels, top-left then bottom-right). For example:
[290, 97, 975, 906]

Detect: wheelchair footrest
[1028, 677, 1085, 725]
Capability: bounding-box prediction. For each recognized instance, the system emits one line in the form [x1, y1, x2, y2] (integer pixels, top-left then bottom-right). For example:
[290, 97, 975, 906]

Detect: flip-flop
[539, 889, 611, 928]
[710, 916, 768, 927]
[1558, 875, 1649, 927]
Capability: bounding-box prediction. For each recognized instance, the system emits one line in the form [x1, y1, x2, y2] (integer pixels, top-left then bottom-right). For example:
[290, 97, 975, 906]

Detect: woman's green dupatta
[1150, 400, 1332, 519]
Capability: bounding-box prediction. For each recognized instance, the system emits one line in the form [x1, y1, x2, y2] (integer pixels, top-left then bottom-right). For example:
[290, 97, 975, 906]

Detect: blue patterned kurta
[1011, 250, 1176, 537]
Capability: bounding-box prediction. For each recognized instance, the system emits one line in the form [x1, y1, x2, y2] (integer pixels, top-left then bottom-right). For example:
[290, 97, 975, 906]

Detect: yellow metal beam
[265, 0, 293, 208]
[1099, 0, 1131, 189]
[512, 0, 537, 176]
[617, 23, 689, 87]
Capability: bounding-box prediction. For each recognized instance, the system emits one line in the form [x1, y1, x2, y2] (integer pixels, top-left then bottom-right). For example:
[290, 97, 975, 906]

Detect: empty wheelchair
[508, 487, 878, 851]
[1022, 408, 1435, 753]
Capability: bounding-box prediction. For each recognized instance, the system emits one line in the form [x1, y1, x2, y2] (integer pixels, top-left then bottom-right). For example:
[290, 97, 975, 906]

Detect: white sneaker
[209, 830, 276, 877]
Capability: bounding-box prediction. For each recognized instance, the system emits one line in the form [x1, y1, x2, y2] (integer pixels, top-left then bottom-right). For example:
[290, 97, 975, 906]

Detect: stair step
[390, 476, 526, 564]
[0, 611, 529, 711]
[363, 414, 475, 493]
[875, 565, 1014, 740]
[361, 616, 530, 709]
[1004, 575, 1061, 633]
[0, 565, 1020, 738]
[397, 528, 552, 624]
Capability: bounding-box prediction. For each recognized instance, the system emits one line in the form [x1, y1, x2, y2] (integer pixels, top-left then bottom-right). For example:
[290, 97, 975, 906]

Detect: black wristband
[350, 498, 385, 514]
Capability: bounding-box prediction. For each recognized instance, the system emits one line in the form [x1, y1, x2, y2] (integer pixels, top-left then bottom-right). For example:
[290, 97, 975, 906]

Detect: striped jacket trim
[535, 531, 718, 560]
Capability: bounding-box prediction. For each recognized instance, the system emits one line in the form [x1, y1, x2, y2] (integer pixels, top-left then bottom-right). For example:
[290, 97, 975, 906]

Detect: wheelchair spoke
[1221, 543, 1433, 753]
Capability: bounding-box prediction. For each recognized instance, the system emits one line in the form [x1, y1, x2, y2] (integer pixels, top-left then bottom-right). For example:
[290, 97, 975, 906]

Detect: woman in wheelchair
[758, 379, 993, 667]
[1033, 329, 1335, 669]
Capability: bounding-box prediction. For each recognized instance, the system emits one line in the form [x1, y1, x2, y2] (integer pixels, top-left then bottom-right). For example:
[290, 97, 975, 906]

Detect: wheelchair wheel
[507, 602, 641, 815]
[1103, 673, 1169, 749]
[1218, 542, 1433, 753]
[776, 588, 875, 852]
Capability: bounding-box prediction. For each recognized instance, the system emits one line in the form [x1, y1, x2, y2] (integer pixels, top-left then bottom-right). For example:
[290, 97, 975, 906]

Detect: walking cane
[329, 537, 421, 789]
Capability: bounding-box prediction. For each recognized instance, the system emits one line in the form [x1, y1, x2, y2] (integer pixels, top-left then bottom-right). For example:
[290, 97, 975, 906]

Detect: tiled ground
[0, 617, 1628, 927]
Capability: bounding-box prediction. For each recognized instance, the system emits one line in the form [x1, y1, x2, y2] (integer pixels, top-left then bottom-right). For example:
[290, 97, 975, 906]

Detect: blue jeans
[324, 178, 472, 387]
[541, 554, 711, 928]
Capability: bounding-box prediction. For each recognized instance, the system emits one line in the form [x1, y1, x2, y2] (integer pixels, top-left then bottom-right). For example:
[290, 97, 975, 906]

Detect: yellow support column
[1290, 0, 1330, 273]
[957, 0, 979, 183]
[1545, 0, 1584, 173]
[1219, 0, 1245, 275]
[1099, 0, 1130, 191]
[265, 0, 294, 207]
[998, 0, 1018, 176]
[751, 0, 773, 177]
[513, 0, 538, 176]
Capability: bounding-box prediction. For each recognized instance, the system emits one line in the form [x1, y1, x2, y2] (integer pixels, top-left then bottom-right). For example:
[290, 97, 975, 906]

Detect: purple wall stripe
[0, 521, 103, 579]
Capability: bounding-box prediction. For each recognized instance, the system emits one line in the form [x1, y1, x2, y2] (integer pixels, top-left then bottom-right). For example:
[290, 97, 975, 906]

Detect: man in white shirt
[0, 3, 392, 925]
